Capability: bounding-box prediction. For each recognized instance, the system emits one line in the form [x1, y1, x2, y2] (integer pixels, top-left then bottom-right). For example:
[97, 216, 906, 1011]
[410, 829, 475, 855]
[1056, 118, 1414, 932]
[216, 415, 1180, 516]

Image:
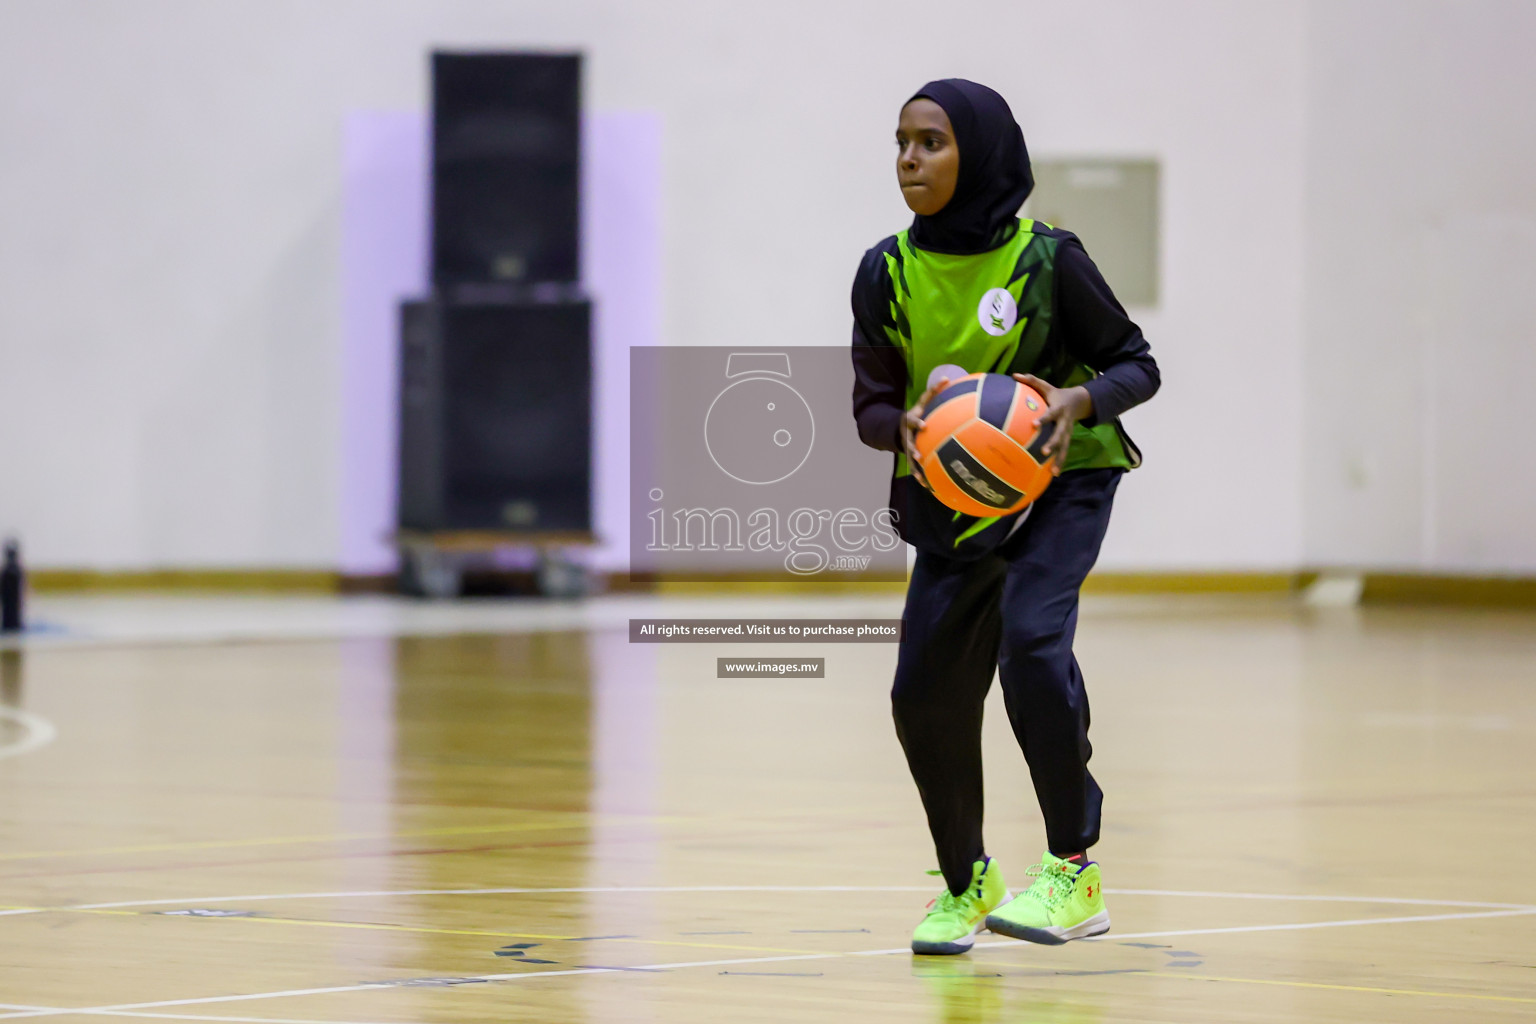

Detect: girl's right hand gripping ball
[912, 372, 1056, 517]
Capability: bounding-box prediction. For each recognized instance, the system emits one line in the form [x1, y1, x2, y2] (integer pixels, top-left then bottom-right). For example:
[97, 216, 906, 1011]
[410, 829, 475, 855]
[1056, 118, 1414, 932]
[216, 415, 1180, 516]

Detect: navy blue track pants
[893, 467, 1123, 896]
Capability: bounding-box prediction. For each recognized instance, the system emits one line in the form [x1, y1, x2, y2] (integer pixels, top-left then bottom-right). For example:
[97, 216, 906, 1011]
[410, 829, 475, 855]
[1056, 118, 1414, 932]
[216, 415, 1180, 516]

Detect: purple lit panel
[339, 111, 428, 575]
[338, 111, 661, 575]
[584, 112, 662, 571]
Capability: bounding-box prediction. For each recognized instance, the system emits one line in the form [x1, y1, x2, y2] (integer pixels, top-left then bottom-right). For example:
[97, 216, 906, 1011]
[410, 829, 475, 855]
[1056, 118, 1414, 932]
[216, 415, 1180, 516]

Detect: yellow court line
[1155, 970, 1536, 1006]
[228, 912, 823, 956]
[0, 819, 637, 862]
[11, 904, 820, 958]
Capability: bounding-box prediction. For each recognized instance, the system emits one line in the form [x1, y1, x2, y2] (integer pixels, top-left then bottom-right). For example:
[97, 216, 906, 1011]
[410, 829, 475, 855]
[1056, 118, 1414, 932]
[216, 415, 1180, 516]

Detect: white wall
[10, 0, 1520, 575]
[1302, 0, 1536, 573]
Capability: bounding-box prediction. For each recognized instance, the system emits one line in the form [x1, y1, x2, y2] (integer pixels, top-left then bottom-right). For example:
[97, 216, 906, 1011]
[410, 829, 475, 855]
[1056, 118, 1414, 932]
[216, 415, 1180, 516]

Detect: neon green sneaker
[911, 857, 1009, 955]
[984, 851, 1109, 944]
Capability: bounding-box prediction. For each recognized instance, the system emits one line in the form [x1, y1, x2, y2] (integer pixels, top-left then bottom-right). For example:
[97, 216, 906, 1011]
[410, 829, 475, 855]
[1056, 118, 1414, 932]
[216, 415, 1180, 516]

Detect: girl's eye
[925, 138, 942, 150]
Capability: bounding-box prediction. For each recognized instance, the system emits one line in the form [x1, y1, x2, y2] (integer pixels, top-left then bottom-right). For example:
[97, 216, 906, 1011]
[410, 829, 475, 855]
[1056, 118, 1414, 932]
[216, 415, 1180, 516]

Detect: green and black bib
[869, 218, 1139, 557]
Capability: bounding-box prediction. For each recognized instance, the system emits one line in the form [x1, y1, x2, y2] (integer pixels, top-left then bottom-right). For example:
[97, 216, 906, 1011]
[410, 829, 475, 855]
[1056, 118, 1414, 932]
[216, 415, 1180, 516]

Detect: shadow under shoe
[910, 955, 1007, 1023]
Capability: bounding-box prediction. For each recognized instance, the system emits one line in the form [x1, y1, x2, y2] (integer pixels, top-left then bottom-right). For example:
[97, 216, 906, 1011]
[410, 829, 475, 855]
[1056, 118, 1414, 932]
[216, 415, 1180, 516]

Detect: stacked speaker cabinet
[430, 53, 580, 286]
[397, 52, 592, 540]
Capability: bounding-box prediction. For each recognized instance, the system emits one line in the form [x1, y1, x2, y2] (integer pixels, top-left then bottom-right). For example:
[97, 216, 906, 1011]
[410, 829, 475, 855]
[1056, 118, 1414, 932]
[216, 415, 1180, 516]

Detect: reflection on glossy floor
[1, 595, 1534, 1022]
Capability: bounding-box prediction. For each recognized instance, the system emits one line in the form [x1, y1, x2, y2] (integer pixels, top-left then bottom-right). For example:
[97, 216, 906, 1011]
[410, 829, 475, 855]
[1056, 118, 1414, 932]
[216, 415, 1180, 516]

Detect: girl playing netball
[850, 79, 1160, 955]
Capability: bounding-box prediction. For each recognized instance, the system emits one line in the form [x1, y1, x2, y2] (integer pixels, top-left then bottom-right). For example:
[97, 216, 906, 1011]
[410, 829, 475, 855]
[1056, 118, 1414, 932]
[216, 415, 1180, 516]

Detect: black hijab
[906, 79, 1034, 254]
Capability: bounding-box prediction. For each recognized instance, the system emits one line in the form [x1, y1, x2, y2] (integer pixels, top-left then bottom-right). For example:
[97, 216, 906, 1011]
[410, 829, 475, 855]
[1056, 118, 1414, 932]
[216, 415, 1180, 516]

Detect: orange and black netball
[913, 372, 1056, 517]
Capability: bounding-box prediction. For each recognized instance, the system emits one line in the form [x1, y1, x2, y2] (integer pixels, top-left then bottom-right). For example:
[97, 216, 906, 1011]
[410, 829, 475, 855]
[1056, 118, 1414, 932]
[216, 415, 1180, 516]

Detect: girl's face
[896, 98, 959, 216]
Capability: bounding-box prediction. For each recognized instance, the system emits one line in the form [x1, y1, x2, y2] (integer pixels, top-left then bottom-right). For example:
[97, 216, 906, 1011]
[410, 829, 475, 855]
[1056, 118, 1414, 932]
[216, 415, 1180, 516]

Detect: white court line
[1050, 906, 1536, 944]
[0, 887, 941, 918]
[7, 884, 1522, 915]
[1108, 888, 1534, 909]
[1, 905, 1533, 1021]
[65, 886, 941, 913]
[0, 709, 57, 760]
[853, 906, 1536, 957]
[0, 972, 608, 1021]
[32, 1016, 400, 1024]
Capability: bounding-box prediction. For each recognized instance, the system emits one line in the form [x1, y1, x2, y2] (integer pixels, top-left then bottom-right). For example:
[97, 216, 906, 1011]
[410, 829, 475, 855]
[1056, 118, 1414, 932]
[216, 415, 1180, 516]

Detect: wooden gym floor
[0, 593, 1533, 1022]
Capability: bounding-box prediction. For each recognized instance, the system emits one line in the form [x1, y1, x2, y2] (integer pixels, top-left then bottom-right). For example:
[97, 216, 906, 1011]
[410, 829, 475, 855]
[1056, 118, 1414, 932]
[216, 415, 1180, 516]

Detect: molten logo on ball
[948, 460, 1007, 505]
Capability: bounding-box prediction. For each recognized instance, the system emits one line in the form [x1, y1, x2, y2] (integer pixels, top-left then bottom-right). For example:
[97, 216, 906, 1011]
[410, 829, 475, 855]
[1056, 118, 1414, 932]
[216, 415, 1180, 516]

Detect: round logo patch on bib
[977, 288, 1017, 336]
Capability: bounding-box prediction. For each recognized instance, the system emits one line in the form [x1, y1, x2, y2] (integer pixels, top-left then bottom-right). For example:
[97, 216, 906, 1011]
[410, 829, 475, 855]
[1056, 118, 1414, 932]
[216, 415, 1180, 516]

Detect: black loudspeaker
[431, 52, 580, 286]
[398, 297, 592, 533]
